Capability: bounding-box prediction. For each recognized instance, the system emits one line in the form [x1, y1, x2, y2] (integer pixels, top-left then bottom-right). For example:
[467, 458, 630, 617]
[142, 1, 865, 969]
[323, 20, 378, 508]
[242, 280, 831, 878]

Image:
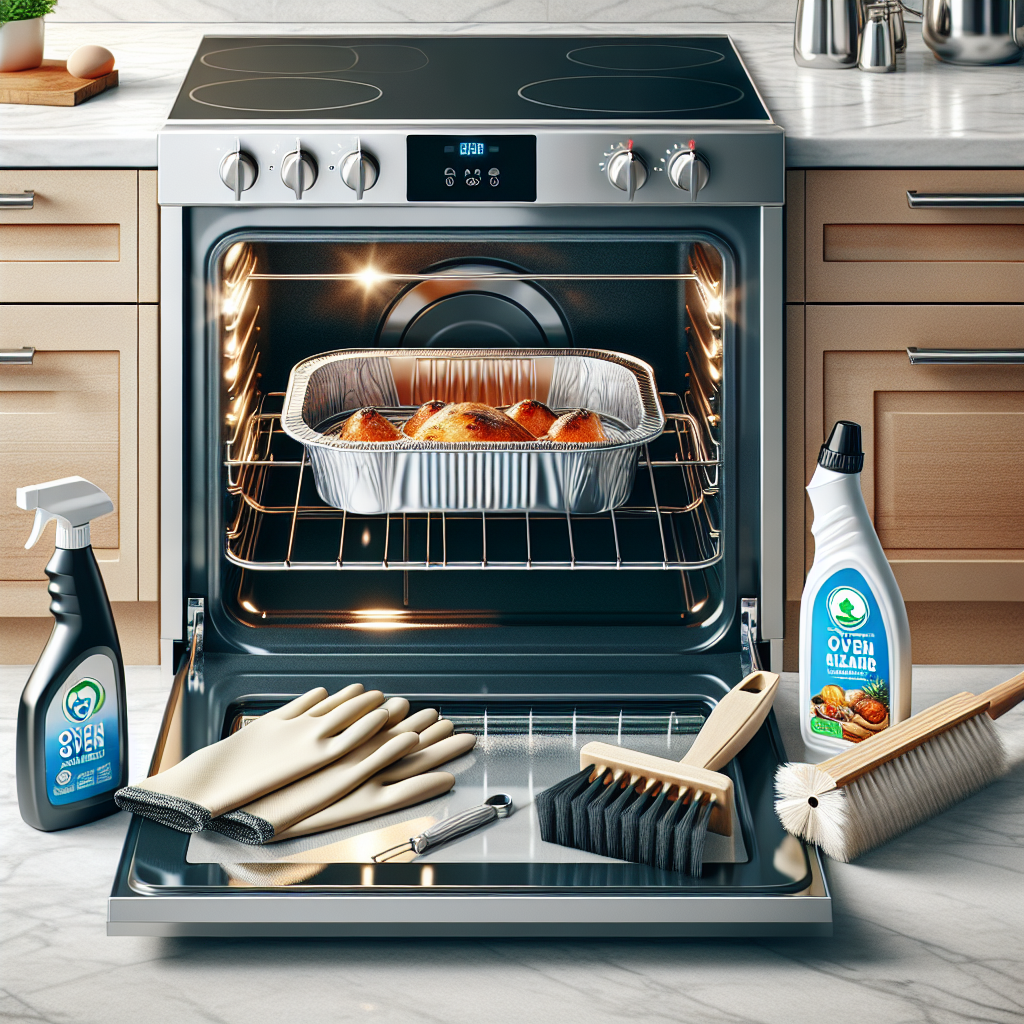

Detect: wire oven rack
[223, 391, 721, 572]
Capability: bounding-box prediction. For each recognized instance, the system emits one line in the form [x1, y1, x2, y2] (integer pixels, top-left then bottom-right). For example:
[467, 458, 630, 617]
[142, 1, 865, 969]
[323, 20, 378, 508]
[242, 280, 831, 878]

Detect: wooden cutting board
[0, 59, 118, 106]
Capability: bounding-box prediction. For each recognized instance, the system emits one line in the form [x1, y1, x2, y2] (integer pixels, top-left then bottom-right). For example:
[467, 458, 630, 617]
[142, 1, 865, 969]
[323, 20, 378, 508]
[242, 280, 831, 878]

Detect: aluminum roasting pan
[280, 348, 665, 514]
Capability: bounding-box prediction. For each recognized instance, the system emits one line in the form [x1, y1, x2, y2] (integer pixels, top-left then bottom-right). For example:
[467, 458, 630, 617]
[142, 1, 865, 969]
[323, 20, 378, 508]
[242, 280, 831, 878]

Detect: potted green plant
[0, 0, 58, 73]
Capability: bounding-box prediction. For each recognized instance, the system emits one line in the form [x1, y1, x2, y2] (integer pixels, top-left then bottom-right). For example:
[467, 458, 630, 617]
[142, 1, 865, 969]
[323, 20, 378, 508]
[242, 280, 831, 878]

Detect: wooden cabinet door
[803, 304, 1024, 607]
[0, 170, 139, 303]
[0, 305, 139, 614]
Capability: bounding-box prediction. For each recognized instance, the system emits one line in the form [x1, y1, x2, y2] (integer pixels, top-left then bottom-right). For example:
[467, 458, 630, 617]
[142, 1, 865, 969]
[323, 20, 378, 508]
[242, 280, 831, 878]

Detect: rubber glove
[208, 707, 469, 844]
[269, 728, 477, 842]
[115, 685, 393, 833]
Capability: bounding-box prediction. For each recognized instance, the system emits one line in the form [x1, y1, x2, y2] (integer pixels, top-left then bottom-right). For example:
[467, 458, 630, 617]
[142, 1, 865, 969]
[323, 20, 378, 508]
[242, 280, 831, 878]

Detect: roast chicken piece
[328, 408, 402, 442]
[504, 399, 558, 438]
[402, 400, 448, 437]
[411, 402, 534, 442]
[545, 409, 607, 443]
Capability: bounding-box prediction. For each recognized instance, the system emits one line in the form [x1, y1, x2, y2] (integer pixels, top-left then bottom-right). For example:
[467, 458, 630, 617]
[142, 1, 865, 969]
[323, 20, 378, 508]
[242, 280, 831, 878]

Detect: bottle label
[809, 568, 891, 744]
[44, 653, 120, 806]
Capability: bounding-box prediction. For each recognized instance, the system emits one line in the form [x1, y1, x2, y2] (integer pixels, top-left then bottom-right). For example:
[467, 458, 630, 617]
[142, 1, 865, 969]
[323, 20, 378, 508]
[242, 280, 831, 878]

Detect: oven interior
[209, 231, 738, 647]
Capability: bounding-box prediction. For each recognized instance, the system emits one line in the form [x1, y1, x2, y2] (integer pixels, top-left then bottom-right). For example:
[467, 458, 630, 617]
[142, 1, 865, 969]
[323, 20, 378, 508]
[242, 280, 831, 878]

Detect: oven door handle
[906, 191, 1024, 209]
[907, 347, 1024, 365]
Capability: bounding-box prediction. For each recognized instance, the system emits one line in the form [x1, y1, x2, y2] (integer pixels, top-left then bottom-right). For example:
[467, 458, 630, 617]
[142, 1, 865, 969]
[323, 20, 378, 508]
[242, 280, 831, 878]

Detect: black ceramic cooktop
[168, 35, 771, 122]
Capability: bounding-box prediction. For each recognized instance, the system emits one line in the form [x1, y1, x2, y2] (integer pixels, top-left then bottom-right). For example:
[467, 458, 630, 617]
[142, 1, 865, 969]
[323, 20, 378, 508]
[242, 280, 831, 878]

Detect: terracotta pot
[0, 16, 45, 73]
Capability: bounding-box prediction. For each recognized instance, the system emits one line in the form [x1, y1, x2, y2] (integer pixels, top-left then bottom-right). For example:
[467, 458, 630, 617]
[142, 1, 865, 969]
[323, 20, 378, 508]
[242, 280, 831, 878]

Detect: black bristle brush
[536, 672, 779, 875]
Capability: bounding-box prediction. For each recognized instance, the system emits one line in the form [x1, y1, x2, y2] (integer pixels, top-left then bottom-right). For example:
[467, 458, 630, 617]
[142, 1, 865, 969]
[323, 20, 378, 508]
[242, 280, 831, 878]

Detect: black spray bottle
[15, 476, 128, 831]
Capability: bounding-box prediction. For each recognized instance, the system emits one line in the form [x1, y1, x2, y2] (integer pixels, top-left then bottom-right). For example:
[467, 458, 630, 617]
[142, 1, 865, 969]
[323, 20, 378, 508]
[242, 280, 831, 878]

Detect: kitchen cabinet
[785, 169, 1024, 668]
[0, 171, 158, 664]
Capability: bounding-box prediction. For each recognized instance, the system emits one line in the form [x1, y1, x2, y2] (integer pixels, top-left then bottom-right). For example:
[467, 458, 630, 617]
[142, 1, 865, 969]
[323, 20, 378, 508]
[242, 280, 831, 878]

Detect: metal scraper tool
[373, 793, 513, 863]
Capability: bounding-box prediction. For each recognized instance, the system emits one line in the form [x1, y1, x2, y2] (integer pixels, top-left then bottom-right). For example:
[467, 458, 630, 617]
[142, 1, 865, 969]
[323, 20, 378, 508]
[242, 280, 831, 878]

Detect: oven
[109, 34, 830, 937]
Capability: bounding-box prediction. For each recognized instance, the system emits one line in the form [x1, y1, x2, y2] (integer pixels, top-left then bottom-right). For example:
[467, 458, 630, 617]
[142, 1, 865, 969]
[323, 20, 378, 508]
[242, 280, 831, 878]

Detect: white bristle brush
[775, 670, 1024, 862]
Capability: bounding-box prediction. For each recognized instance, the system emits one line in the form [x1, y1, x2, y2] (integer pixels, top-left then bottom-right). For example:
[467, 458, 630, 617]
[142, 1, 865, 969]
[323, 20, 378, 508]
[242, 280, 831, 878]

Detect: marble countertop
[1, 21, 1021, 168]
[1, 662, 1022, 1024]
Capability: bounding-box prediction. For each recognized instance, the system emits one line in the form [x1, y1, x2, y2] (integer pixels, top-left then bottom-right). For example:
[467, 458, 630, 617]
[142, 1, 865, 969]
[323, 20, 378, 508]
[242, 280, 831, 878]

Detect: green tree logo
[827, 587, 868, 631]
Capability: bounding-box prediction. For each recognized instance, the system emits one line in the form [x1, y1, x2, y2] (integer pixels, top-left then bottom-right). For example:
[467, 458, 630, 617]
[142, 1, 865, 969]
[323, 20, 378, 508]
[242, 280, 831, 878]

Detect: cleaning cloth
[208, 707, 475, 844]
[114, 685, 393, 835]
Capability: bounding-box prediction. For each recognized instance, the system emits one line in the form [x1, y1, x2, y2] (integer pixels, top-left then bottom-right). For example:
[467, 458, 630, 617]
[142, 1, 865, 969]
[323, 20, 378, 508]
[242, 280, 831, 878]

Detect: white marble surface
[2, 663, 1022, 1024]
[50, 0, 799, 22]
[1, 21, 1022, 168]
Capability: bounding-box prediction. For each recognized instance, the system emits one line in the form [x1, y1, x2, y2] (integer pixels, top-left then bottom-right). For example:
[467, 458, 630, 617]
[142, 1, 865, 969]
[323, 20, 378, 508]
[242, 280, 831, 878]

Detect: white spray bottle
[799, 421, 911, 759]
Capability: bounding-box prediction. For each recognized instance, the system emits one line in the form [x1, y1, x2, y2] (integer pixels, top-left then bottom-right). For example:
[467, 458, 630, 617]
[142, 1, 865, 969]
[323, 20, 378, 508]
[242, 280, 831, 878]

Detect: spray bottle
[15, 477, 128, 831]
[799, 422, 911, 759]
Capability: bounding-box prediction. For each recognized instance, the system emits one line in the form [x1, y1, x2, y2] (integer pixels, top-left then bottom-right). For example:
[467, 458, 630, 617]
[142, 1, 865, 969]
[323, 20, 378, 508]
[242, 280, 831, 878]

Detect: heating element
[109, 33, 827, 937]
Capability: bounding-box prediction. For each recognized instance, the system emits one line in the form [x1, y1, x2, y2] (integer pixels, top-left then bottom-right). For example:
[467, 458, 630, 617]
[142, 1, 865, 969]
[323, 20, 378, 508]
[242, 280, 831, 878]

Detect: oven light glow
[241, 599, 259, 613]
[704, 297, 722, 317]
[361, 865, 375, 886]
[420, 865, 435, 886]
[225, 363, 238, 382]
[224, 242, 245, 272]
[356, 266, 382, 289]
[222, 295, 239, 317]
[708, 363, 721, 382]
[361, 527, 372, 546]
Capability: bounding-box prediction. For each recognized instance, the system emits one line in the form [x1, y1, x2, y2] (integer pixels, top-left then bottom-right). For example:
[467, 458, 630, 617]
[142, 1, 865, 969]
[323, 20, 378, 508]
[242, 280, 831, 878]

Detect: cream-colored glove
[208, 706, 469, 845]
[115, 685, 393, 833]
[270, 728, 477, 842]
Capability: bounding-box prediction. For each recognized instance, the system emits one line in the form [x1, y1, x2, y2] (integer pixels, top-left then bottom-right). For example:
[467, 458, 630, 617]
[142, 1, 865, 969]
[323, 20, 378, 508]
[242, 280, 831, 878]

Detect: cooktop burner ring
[200, 43, 429, 75]
[188, 76, 384, 113]
[565, 44, 725, 71]
[517, 75, 745, 114]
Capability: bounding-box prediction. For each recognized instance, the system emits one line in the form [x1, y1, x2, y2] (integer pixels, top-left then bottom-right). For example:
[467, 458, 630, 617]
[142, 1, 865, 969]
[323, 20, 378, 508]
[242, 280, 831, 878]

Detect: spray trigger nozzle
[16, 476, 114, 550]
[25, 509, 57, 551]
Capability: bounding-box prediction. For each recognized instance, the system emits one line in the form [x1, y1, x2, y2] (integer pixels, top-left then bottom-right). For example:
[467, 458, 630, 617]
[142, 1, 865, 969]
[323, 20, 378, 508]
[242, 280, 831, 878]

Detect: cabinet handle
[907, 347, 1024, 365]
[906, 191, 1024, 209]
[0, 191, 35, 209]
[0, 347, 36, 365]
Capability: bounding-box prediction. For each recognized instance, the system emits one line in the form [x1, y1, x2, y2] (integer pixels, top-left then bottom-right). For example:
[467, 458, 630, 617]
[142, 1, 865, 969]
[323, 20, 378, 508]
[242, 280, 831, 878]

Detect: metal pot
[921, 0, 1023, 65]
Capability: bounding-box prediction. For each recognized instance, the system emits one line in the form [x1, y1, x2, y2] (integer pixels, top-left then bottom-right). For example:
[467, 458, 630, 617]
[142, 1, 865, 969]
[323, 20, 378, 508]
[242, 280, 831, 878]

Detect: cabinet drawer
[805, 170, 1024, 303]
[804, 304, 1024, 603]
[0, 305, 139, 612]
[0, 170, 139, 303]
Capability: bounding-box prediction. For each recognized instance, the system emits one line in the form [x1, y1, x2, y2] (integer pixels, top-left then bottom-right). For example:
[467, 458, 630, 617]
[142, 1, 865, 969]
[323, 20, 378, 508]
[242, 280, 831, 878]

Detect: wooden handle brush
[775, 670, 1024, 862]
[536, 671, 779, 875]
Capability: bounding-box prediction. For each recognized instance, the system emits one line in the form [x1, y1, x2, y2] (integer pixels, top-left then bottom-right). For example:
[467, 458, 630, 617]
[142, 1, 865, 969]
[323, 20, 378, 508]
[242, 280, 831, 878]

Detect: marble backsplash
[50, 0, 797, 23]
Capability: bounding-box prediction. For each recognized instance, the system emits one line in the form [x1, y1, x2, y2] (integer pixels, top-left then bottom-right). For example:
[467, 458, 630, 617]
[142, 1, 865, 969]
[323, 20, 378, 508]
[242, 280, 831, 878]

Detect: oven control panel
[158, 127, 784, 206]
[406, 135, 537, 202]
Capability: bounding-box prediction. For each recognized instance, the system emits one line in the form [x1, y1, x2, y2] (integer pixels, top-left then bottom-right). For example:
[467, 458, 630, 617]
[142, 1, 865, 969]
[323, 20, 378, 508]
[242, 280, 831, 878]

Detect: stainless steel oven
[109, 34, 831, 937]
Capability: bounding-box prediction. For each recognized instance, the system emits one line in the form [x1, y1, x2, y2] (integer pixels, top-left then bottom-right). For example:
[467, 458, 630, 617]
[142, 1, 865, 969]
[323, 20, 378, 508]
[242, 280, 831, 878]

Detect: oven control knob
[667, 150, 710, 201]
[219, 149, 258, 201]
[281, 144, 318, 200]
[339, 143, 379, 201]
[606, 148, 648, 201]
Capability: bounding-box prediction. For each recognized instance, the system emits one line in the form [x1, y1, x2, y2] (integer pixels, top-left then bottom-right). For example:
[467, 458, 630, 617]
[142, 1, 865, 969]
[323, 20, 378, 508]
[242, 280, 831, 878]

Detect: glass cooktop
[168, 35, 771, 122]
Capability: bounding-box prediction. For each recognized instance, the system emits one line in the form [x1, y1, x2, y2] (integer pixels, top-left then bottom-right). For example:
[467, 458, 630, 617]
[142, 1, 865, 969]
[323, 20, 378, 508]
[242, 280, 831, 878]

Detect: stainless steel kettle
[920, 0, 1023, 64]
[794, 0, 863, 67]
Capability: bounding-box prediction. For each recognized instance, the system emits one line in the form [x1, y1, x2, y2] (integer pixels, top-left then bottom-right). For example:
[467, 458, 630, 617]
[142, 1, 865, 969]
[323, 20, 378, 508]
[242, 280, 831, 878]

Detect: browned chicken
[504, 399, 558, 438]
[402, 400, 448, 437]
[328, 408, 402, 442]
[411, 402, 534, 442]
[545, 409, 607, 443]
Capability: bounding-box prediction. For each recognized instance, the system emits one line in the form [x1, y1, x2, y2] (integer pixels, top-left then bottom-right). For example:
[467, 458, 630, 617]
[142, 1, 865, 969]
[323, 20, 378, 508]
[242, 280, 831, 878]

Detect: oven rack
[223, 392, 722, 573]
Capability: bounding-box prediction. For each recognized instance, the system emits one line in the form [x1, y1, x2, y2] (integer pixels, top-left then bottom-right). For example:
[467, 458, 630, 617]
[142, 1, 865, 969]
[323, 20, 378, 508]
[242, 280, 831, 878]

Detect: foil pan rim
[280, 347, 666, 453]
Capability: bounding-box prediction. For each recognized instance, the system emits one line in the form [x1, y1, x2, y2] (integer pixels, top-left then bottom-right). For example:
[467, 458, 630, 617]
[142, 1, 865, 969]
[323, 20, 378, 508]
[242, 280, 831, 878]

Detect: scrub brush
[774, 670, 1024, 862]
[536, 671, 779, 875]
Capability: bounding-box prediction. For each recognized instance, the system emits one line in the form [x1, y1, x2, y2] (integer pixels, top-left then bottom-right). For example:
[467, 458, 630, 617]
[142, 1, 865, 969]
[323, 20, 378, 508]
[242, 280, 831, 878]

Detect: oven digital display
[407, 135, 536, 202]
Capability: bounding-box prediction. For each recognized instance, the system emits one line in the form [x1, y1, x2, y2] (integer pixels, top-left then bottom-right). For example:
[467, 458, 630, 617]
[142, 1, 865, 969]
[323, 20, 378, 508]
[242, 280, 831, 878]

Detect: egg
[66, 45, 115, 80]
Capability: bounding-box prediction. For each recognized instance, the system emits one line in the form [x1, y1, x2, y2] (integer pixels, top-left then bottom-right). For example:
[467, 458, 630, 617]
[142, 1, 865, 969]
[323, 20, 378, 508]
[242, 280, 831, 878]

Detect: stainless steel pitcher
[794, 0, 863, 67]
[921, 0, 1023, 64]
[860, 3, 899, 69]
